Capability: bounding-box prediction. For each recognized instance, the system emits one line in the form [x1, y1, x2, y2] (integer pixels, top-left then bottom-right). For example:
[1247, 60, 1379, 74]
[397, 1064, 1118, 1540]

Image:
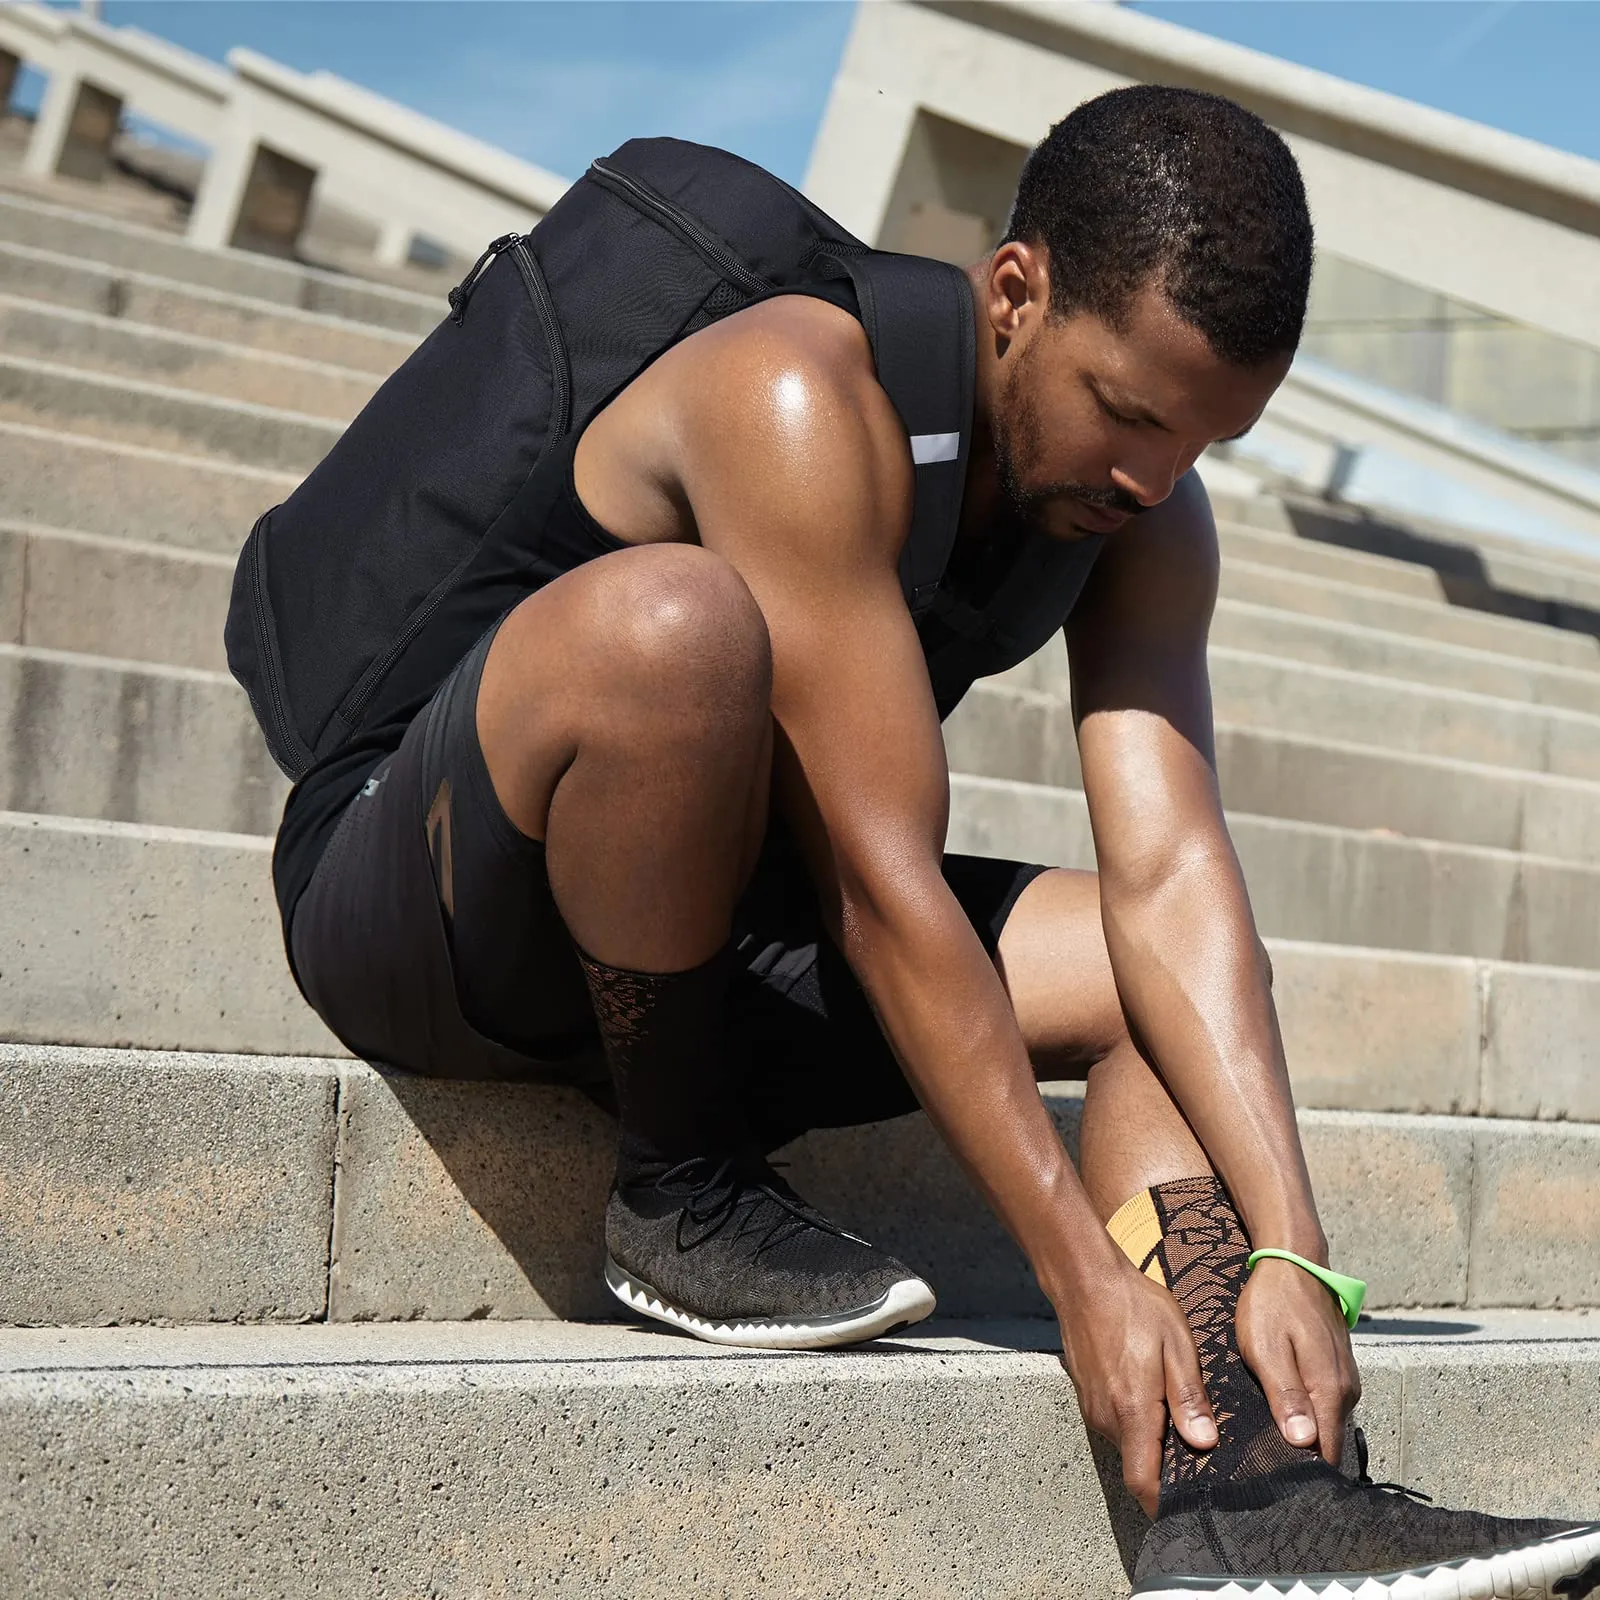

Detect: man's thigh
[994, 867, 1129, 1078]
[290, 618, 598, 1079]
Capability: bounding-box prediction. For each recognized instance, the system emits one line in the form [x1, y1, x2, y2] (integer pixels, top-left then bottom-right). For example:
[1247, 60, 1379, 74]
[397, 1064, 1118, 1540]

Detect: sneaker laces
[660, 1155, 863, 1256]
[1353, 1427, 1434, 1506]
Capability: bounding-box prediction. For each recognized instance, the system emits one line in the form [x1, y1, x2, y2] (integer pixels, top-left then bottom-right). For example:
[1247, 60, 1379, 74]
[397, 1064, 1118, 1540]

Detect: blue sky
[21, 2, 1600, 187]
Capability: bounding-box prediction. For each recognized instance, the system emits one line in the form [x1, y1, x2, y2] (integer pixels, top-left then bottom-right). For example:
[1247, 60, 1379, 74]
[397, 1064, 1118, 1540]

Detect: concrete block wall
[0, 171, 1597, 1589]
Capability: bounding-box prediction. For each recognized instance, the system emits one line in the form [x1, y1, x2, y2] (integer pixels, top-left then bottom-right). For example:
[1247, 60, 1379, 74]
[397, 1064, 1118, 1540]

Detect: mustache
[1061, 481, 1143, 516]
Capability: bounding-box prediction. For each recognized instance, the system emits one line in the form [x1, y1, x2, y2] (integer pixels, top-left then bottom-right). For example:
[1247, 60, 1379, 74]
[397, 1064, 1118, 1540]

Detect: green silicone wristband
[1246, 1249, 1367, 1330]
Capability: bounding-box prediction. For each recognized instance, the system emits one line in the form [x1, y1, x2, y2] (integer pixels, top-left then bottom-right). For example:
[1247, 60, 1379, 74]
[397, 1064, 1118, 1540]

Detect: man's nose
[1111, 442, 1195, 508]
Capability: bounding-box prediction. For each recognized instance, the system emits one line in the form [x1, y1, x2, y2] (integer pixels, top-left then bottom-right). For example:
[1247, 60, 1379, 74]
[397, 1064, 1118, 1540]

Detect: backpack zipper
[588, 158, 771, 298]
[508, 237, 572, 440]
[448, 232, 520, 323]
[335, 240, 574, 739]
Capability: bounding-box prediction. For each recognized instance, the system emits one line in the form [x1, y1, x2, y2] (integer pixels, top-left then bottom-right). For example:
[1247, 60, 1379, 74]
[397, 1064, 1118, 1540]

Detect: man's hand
[1057, 1254, 1219, 1517]
[1236, 1256, 1362, 1465]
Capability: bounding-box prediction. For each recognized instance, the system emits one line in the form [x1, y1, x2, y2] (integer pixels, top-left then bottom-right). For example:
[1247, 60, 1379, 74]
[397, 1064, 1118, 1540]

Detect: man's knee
[594, 544, 772, 725]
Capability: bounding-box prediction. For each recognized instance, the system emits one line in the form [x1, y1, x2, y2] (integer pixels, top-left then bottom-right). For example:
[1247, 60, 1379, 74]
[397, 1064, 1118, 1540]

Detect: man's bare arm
[670, 302, 1221, 1490]
[1066, 471, 1359, 1457]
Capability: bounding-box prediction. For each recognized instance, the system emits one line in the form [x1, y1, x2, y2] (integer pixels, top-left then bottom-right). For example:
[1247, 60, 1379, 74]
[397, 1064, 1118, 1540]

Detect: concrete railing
[805, 0, 1600, 360]
[0, 3, 568, 265]
[1231, 356, 1600, 552]
[0, 3, 228, 184]
[188, 49, 567, 264]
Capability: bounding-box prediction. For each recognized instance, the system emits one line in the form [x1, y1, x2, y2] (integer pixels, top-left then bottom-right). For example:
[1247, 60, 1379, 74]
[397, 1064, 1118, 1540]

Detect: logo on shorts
[426, 778, 455, 921]
[360, 774, 384, 797]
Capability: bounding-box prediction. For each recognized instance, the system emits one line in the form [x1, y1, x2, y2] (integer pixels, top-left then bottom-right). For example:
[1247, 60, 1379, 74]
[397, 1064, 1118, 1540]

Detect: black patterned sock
[1109, 1175, 1317, 1499]
[577, 944, 747, 1184]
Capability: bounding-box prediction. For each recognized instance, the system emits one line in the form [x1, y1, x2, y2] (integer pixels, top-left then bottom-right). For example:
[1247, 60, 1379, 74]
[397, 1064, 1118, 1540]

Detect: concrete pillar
[188, 124, 317, 257]
[374, 215, 415, 269]
[23, 71, 124, 183]
[0, 49, 20, 115]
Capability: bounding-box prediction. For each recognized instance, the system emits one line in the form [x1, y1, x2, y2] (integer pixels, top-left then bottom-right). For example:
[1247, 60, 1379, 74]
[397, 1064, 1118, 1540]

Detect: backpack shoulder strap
[836, 252, 975, 614]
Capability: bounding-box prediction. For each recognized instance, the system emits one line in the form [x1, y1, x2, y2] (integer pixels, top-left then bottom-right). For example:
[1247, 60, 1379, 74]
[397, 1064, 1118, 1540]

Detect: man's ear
[986, 240, 1048, 343]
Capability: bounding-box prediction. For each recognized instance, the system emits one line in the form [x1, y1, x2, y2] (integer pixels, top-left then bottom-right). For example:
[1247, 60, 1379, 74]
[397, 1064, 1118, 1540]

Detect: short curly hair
[1006, 85, 1313, 367]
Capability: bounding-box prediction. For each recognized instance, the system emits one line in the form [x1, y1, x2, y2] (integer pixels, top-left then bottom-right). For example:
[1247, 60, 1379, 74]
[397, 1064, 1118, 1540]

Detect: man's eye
[1097, 394, 1138, 426]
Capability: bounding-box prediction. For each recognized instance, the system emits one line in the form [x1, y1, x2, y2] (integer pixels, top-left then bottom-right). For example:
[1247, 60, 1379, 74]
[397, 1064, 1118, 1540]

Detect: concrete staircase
[1, 183, 1597, 1596]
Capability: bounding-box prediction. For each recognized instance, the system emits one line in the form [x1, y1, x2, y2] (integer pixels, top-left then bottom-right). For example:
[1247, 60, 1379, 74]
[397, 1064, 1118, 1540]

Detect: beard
[993, 341, 1142, 535]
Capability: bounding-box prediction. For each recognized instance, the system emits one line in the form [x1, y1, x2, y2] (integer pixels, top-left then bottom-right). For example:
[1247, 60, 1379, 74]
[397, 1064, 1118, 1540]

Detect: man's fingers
[1118, 1402, 1166, 1519]
[1163, 1329, 1218, 1453]
[1264, 1361, 1320, 1451]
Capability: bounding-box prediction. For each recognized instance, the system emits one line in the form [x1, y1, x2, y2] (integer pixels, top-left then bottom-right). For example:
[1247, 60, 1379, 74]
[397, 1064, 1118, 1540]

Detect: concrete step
[1220, 554, 1600, 674]
[0, 354, 341, 473]
[950, 682, 1600, 863]
[948, 773, 1600, 969]
[1219, 517, 1600, 626]
[0, 420, 294, 555]
[0, 813, 336, 1059]
[0, 240, 420, 371]
[14, 656, 1600, 965]
[5, 806, 1598, 1112]
[1210, 599, 1600, 717]
[0, 190, 442, 336]
[3, 1316, 1595, 1599]
[994, 642, 1600, 783]
[0, 521, 233, 671]
[3, 1043, 1598, 1330]
[1211, 484, 1600, 584]
[0, 645, 285, 835]
[0, 292, 380, 419]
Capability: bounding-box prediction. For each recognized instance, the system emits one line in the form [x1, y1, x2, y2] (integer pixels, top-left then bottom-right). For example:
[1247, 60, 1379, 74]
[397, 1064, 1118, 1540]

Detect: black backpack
[227, 138, 1098, 780]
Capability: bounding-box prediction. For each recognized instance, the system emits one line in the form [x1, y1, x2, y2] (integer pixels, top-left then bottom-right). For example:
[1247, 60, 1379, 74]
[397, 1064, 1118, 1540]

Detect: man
[274, 87, 1598, 1594]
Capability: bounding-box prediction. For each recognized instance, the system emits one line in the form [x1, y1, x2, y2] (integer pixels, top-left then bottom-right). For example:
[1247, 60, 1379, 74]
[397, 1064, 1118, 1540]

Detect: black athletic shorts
[288, 619, 1051, 1149]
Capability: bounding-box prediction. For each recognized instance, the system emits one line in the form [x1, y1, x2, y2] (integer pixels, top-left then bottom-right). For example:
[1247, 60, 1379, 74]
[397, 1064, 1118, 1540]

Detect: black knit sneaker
[603, 1154, 936, 1350]
[1132, 1433, 1600, 1599]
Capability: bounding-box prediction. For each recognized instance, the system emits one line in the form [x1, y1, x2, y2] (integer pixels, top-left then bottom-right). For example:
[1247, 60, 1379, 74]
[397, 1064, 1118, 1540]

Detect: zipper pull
[448, 232, 520, 324]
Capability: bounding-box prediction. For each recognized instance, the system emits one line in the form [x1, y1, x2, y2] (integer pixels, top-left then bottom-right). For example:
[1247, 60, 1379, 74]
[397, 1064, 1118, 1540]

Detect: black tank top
[272, 424, 1105, 931]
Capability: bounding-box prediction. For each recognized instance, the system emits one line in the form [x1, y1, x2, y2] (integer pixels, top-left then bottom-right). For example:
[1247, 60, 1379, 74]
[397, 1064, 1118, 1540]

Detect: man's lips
[1068, 498, 1133, 534]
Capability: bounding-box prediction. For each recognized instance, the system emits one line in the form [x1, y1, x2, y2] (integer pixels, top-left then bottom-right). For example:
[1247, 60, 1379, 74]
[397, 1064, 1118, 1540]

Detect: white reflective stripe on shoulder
[909, 432, 960, 465]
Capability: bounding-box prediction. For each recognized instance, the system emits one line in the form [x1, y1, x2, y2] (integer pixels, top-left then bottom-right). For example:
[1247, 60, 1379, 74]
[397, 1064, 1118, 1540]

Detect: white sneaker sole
[1132, 1521, 1600, 1599]
[603, 1258, 937, 1350]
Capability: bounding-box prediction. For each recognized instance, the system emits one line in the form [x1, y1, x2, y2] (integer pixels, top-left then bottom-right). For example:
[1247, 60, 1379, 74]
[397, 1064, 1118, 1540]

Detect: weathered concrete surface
[947, 773, 1600, 969]
[948, 683, 1600, 862]
[1216, 513, 1600, 621]
[996, 641, 1600, 781]
[0, 419, 293, 554]
[0, 293, 380, 418]
[0, 813, 340, 1057]
[0, 1318, 1591, 1600]
[0, 189, 441, 334]
[1468, 1120, 1600, 1308]
[1267, 942, 1481, 1116]
[330, 1070, 616, 1323]
[0, 522, 234, 671]
[1395, 1336, 1600, 1515]
[1220, 554, 1600, 672]
[0, 353, 342, 472]
[0, 644, 287, 834]
[1002, 601, 1600, 717]
[1481, 960, 1600, 1122]
[0, 239, 418, 371]
[0, 1044, 337, 1325]
[1210, 599, 1600, 715]
[0, 1320, 1130, 1600]
[3, 1047, 1596, 1325]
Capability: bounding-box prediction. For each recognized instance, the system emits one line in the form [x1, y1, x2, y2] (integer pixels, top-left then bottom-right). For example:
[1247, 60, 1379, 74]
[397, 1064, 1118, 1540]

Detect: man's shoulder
[678, 292, 886, 420]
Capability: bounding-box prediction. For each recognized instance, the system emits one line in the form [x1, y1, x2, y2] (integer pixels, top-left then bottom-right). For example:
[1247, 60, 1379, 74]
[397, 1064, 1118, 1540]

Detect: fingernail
[1288, 1417, 1316, 1445]
[1192, 1418, 1218, 1447]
